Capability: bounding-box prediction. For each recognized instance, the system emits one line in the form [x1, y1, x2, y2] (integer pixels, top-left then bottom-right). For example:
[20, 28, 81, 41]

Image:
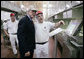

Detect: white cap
[3, 19, 7, 22]
[26, 6, 37, 12]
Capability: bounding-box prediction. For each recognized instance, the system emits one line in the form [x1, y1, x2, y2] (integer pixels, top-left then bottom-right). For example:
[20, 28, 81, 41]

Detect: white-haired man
[17, 8, 36, 58]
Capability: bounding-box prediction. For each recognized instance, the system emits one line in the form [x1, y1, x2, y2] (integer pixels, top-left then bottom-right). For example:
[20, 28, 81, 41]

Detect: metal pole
[53, 35, 58, 58]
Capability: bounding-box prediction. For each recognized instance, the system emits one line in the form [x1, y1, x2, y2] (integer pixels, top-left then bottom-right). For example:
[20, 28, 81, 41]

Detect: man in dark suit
[17, 9, 35, 58]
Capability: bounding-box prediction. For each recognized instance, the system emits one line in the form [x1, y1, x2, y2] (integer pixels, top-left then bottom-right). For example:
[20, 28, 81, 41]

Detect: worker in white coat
[34, 11, 65, 58]
[4, 13, 19, 57]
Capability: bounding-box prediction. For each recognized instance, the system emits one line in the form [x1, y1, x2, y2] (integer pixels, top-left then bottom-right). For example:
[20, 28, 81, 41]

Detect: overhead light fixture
[43, 4, 47, 7]
[66, 4, 70, 8]
[20, 4, 24, 9]
[10, 1, 14, 3]
[76, 1, 80, 3]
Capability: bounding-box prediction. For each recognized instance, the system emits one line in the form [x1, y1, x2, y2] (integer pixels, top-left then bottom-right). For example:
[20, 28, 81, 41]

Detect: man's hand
[55, 20, 65, 28]
[25, 51, 30, 56]
[4, 29, 9, 38]
[59, 20, 65, 25]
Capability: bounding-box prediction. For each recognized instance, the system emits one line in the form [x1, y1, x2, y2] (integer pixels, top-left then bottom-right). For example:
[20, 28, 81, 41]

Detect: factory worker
[34, 11, 65, 58]
[4, 13, 19, 57]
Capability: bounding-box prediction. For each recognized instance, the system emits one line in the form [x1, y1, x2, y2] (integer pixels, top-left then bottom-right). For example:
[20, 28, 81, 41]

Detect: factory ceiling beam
[48, 2, 83, 20]
[1, 1, 22, 14]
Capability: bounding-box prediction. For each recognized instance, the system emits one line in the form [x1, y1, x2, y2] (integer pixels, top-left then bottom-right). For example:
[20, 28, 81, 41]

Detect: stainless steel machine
[53, 19, 83, 58]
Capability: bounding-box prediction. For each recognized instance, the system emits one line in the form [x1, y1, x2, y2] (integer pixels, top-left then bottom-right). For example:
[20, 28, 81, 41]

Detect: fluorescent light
[76, 1, 80, 3]
[10, 1, 14, 3]
[20, 4, 24, 9]
[66, 4, 70, 8]
[43, 4, 47, 7]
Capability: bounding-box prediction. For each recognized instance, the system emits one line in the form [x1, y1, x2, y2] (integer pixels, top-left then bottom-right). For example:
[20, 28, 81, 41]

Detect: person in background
[34, 11, 65, 58]
[17, 9, 35, 58]
[3, 13, 19, 57]
[2, 19, 8, 47]
[3, 19, 8, 27]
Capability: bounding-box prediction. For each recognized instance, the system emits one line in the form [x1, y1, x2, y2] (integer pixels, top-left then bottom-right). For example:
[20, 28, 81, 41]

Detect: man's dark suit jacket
[17, 15, 35, 57]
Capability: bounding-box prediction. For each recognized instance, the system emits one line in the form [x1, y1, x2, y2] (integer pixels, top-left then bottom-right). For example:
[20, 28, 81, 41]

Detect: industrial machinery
[53, 19, 83, 58]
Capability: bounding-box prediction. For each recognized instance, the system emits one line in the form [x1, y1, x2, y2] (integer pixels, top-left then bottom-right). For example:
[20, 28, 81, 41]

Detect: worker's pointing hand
[59, 20, 65, 25]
